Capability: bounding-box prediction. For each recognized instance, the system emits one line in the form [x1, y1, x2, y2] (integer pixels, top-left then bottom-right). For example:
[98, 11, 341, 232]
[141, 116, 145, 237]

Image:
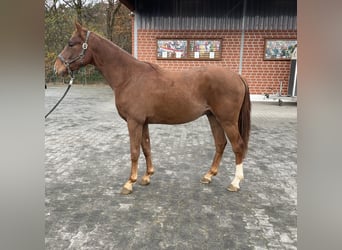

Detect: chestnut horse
[54, 23, 251, 195]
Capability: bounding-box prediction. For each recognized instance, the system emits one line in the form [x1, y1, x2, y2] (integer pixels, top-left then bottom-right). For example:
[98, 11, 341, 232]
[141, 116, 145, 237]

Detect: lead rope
[45, 77, 74, 119]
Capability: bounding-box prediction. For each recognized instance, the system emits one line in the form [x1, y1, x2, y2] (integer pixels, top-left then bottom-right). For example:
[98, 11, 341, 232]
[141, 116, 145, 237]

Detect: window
[157, 40, 188, 59]
[264, 39, 297, 60]
[157, 39, 222, 60]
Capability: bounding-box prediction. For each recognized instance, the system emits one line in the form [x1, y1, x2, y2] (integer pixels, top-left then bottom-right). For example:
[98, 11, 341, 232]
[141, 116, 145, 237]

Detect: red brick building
[120, 0, 297, 97]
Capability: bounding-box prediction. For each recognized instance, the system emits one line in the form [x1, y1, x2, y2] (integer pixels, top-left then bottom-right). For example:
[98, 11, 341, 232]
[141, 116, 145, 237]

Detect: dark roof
[119, 0, 135, 11]
[120, 0, 296, 15]
[120, 0, 296, 31]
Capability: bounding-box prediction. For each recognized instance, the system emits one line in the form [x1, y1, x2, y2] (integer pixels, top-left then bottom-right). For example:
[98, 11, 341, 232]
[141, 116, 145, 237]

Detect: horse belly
[148, 98, 207, 124]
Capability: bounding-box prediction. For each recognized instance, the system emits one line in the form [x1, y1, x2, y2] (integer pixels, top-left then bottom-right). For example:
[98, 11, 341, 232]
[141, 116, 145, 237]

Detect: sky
[45, 0, 110, 9]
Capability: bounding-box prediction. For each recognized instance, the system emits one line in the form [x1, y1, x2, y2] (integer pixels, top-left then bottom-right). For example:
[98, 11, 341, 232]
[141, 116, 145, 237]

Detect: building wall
[136, 29, 296, 95]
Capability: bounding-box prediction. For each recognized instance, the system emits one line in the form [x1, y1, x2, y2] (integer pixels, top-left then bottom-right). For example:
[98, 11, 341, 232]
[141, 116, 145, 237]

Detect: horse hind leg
[222, 123, 245, 192]
[201, 114, 227, 184]
[140, 123, 155, 186]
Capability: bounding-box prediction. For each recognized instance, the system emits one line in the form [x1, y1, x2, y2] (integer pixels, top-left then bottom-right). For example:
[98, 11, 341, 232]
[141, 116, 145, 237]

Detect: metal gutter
[238, 0, 247, 75]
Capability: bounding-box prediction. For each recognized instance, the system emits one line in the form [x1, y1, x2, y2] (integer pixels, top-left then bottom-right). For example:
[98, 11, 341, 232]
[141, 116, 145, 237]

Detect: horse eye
[68, 41, 74, 47]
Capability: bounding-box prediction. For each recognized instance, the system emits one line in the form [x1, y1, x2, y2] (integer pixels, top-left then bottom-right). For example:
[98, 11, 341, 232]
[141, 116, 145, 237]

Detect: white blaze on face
[230, 163, 244, 188]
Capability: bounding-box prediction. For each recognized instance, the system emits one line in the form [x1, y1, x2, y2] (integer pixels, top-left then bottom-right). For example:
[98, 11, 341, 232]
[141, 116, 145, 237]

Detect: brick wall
[135, 29, 296, 95]
[242, 31, 297, 95]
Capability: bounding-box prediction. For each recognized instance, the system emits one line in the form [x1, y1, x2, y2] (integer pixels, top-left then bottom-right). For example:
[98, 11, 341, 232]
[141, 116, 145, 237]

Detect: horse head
[54, 22, 92, 77]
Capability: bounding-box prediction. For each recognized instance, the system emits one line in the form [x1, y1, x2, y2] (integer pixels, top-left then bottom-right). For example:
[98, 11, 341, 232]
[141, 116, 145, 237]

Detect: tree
[45, 1, 75, 82]
[106, 0, 121, 41]
[62, 0, 87, 24]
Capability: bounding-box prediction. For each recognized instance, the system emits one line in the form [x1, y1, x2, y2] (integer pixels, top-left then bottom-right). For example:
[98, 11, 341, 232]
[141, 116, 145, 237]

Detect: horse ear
[74, 21, 87, 39]
[75, 21, 83, 34]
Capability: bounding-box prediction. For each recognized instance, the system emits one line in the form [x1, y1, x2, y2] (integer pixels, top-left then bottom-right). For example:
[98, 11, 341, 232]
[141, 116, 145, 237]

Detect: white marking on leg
[123, 180, 133, 191]
[231, 163, 244, 189]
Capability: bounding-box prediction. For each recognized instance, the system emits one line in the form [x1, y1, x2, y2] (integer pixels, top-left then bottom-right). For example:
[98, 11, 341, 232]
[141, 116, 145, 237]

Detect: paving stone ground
[45, 84, 297, 250]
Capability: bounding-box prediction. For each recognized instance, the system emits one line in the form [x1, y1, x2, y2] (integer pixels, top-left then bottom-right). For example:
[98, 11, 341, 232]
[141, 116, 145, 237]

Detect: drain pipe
[238, 0, 247, 75]
[133, 0, 139, 59]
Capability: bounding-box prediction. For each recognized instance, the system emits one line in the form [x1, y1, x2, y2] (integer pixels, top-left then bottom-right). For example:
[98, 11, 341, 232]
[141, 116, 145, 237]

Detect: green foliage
[45, 0, 132, 84]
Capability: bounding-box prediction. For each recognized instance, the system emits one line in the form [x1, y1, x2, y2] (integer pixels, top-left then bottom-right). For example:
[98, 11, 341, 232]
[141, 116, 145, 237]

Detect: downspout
[238, 0, 247, 75]
[133, 0, 138, 59]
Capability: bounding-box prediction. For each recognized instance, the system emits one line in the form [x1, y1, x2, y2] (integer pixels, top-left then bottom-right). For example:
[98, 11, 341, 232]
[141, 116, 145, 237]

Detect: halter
[57, 30, 91, 78]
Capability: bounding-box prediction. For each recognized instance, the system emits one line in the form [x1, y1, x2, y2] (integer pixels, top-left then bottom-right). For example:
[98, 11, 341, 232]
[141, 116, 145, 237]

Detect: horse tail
[238, 75, 251, 158]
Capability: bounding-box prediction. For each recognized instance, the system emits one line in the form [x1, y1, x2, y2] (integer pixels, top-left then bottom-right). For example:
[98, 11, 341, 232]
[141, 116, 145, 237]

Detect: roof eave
[119, 0, 135, 11]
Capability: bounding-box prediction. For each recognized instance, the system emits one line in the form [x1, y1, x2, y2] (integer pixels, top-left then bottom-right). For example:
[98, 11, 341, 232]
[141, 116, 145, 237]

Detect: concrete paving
[45, 84, 297, 249]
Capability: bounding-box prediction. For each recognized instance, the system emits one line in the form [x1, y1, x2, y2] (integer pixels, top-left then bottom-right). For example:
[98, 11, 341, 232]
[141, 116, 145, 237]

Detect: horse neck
[90, 34, 146, 89]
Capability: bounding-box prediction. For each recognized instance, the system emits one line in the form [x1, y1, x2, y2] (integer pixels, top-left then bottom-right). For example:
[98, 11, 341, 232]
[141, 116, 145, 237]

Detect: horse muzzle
[54, 59, 68, 76]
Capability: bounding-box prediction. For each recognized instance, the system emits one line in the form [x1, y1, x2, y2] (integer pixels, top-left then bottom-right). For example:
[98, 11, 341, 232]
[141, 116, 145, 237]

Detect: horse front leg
[121, 120, 143, 195]
[140, 123, 154, 186]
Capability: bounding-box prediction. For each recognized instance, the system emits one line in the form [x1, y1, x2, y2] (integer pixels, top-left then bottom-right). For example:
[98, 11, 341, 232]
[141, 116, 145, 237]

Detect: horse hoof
[227, 184, 240, 192]
[200, 177, 211, 184]
[120, 187, 133, 195]
[140, 179, 150, 186]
